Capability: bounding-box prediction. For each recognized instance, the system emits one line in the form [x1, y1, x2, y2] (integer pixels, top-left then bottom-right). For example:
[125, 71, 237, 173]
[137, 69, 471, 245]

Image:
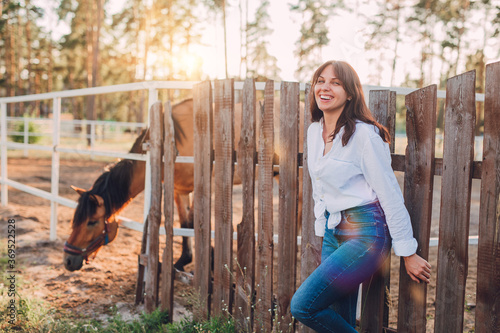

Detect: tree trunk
[222, 0, 228, 78]
[25, 0, 35, 114]
[17, 11, 25, 115]
[86, 0, 97, 145]
[138, 1, 151, 124]
[390, 1, 401, 87]
[8, 14, 16, 116]
[93, 0, 102, 119]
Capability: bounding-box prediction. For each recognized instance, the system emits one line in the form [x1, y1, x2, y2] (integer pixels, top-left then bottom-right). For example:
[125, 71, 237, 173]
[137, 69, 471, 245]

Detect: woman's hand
[403, 253, 431, 283]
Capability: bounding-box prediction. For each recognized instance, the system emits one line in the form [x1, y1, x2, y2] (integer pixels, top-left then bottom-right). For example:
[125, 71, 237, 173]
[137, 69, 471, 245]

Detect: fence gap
[435, 70, 476, 332]
[475, 61, 500, 332]
[398, 85, 437, 332]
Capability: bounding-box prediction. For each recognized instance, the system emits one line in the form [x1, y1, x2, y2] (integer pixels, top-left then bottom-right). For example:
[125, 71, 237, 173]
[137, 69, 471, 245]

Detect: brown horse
[63, 98, 304, 272]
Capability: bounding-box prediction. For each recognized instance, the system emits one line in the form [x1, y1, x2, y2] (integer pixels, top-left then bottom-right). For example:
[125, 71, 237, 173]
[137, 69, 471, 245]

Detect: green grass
[0, 241, 236, 332]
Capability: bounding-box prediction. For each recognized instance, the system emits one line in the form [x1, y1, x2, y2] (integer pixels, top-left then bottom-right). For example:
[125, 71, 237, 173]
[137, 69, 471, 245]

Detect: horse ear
[89, 194, 104, 207]
[71, 185, 86, 196]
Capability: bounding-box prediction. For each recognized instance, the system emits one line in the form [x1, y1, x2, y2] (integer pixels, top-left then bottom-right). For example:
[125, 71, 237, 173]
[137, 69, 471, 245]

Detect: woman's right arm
[403, 253, 431, 283]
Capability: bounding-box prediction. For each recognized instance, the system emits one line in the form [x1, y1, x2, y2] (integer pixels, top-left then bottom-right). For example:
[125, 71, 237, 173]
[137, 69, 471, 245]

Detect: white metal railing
[6, 116, 147, 157]
[0, 81, 484, 244]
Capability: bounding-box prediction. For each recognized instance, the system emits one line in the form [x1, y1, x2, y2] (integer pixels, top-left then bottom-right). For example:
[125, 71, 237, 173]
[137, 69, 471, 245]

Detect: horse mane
[72, 159, 134, 227]
[72, 98, 192, 227]
[128, 99, 190, 154]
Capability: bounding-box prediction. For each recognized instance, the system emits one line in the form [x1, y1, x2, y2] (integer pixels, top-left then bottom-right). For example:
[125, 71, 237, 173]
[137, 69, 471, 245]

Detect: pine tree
[290, 0, 339, 81]
[246, 0, 280, 80]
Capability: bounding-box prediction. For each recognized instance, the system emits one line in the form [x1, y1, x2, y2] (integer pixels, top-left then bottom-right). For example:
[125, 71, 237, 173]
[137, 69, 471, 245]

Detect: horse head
[63, 185, 120, 271]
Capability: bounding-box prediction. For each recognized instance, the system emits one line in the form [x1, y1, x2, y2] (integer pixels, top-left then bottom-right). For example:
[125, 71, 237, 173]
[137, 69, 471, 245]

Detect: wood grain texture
[255, 80, 275, 333]
[213, 79, 235, 316]
[435, 70, 476, 333]
[398, 85, 437, 333]
[235, 78, 256, 330]
[298, 84, 321, 333]
[360, 90, 396, 332]
[277, 81, 300, 333]
[145, 101, 163, 313]
[193, 81, 213, 320]
[161, 101, 176, 319]
[475, 61, 500, 333]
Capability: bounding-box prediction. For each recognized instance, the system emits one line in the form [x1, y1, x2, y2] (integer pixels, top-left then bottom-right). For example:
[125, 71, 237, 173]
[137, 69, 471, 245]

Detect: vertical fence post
[255, 80, 275, 332]
[213, 79, 235, 316]
[161, 101, 176, 319]
[435, 70, 476, 333]
[193, 81, 213, 320]
[359, 90, 396, 332]
[299, 83, 320, 333]
[235, 78, 256, 331]
[143, 88, 159, 222]
[475, 61, 500, 333]
[144, 101, 163, 313]
[277, 81, 300, 332]
[90, 122, 96, 159]
[1, 103, 8, 206]
[23, 116, 28, 157]
[397, 85, 437, 333]
[50, 97, 61, 241]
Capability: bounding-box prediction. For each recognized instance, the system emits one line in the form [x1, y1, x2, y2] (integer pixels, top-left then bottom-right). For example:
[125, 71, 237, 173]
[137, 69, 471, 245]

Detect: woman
[290, 60, 431, 332]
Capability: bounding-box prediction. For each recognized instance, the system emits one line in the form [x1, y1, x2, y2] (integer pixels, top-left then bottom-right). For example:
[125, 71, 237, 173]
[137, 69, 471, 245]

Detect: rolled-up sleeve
[360, 135, 418, 257]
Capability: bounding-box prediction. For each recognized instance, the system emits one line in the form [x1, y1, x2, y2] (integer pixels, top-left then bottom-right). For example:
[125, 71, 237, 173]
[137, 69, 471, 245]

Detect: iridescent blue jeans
[291, 201, 391, 333]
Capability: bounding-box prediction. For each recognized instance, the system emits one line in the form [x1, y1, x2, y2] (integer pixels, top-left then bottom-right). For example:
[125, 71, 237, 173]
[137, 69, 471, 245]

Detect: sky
[36, 0, 384, 84]
[195, 1, 377, 83]
[34, 0, 500, 87]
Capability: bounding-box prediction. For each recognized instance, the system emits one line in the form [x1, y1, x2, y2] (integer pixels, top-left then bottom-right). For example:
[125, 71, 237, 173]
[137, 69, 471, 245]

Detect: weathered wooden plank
[435, 70, 476, 333]
[298, 84, 321, 333]
[235, 78, 256, 330]
[161, 101, 176, 319]
[370, 90, 396, 152]
[255, 80, 275, 333]
[213, 79, 235, 316]
[360, 90, 396, 332]
[135, 216, 148, 304]
[391, 154, 482, 179]
[145, 101, 163, 313]
[475, 61, 500, 333]
[277, 81, 300, 332]
[398, 85, 437, 333]
[193, 81, 213, 320]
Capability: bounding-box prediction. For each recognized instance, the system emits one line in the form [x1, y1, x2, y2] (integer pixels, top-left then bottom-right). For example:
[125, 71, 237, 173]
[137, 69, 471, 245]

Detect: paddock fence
[139, 64, 498, 333]
[0, 71, 496, 333]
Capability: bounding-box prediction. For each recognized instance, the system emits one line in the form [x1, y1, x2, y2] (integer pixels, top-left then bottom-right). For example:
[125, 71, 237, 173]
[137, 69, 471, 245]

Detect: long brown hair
[309, 60, 391, 146]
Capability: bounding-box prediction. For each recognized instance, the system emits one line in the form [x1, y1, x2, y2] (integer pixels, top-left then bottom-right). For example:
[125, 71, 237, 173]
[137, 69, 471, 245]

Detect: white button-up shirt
[307, 120, 418, 257]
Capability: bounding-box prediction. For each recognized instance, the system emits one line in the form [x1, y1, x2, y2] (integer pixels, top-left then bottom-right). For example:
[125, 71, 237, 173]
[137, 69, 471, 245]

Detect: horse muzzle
[64, 253, 84, 271]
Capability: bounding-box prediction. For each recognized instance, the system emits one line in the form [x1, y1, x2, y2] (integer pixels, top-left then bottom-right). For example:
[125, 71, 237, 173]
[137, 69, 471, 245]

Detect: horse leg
[174, 192, 193, 271]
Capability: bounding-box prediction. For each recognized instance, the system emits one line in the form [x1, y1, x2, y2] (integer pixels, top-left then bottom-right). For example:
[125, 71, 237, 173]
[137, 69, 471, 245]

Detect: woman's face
[314, 65, 350, 115]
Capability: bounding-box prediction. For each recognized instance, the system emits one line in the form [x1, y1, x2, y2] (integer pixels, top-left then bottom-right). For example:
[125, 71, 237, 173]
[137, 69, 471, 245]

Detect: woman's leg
[291, 204, 390, 333]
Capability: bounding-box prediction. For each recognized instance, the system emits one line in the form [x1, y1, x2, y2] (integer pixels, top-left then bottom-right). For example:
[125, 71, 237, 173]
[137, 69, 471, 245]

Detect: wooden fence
[137, 62, 499, 332]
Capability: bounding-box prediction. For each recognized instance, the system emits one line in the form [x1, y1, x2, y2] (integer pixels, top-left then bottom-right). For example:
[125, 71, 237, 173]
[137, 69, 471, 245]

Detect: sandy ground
[0, 157, 479, 331]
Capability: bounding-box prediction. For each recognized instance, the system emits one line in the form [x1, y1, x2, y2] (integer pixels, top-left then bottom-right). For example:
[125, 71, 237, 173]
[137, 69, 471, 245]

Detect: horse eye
[88, 220, 98, 227]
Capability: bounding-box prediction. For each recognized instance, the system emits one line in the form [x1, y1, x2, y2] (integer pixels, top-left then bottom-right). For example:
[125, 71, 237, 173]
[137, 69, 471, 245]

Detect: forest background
[1, 0, 499, 134]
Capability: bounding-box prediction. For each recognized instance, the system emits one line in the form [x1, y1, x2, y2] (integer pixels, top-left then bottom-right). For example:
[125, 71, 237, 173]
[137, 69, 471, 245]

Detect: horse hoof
[174, 253, 193, 271]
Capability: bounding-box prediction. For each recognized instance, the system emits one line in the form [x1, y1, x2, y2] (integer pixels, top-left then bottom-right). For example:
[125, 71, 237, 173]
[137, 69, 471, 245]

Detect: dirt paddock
[0, 157, 478, 332]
